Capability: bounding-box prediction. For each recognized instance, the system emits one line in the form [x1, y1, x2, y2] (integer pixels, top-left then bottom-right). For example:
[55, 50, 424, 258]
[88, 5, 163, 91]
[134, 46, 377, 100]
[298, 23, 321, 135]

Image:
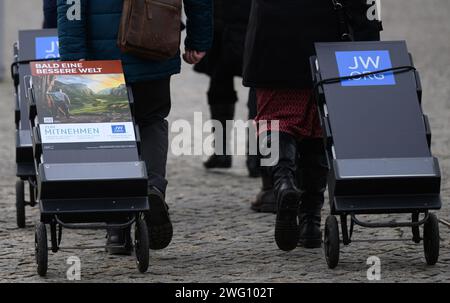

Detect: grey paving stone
[0, 0, 448, 282]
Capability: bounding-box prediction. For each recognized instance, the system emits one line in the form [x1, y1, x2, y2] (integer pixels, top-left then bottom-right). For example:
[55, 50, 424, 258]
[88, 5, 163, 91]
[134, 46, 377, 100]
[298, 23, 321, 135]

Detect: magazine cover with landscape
[30, 60, 136, 144]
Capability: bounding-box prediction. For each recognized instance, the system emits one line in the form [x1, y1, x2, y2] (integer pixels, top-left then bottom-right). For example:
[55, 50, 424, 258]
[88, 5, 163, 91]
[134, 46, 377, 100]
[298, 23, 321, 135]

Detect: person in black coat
[43, 0, 57, 28]
[194, 0, 260, 177]
[243, 0, 382, 251]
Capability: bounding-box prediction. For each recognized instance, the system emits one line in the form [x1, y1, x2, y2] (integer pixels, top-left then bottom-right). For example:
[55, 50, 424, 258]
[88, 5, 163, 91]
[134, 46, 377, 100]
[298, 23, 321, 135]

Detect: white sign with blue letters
[335, 50, 396, 86]
[39, 122, 135, 144]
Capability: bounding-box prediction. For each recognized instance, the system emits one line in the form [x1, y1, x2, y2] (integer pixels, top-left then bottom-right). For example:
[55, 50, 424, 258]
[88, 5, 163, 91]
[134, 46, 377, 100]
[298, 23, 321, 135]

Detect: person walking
[57, 0, 213, 254]
[194, 0, 260, 177]
[243, 0, 382, 250]
[0, 0, 5, 82]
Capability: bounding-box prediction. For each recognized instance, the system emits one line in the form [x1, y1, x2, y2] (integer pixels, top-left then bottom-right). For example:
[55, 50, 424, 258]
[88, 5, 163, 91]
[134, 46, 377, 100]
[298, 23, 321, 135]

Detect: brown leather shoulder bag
[118, 0, 182, 61]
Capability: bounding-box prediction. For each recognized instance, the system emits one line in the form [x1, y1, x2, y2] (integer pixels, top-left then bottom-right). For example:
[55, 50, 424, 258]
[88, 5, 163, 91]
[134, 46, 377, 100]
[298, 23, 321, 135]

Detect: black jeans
[131, 78, 171, 194]
[208, 72, 238, 106]
[208, 73, 257, 120]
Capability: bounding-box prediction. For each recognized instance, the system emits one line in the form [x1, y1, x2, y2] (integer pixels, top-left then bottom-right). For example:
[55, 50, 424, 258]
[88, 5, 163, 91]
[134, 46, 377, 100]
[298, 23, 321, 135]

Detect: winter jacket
[243, 0, 382, 89]
[57, 0, 213, 83]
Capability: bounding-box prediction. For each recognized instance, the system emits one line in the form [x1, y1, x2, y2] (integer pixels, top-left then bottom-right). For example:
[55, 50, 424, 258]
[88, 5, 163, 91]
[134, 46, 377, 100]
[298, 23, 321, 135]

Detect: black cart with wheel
[12, 29, 59, 228]
[311, 41, 442, 269]
[25, 59, 150, 276]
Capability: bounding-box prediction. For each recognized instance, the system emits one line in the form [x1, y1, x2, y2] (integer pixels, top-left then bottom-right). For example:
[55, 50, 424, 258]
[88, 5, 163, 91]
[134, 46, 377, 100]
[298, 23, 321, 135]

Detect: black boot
[204, 154, 232, 169]
[273, 132, 302, 251]
[297, 139, 328, 248]
[251, 166, 276, 213]
[145, 186, 173, 250]
[106, 226, 133, 255]
[246, 155, 262, 178]
[204, 104, 235, 169]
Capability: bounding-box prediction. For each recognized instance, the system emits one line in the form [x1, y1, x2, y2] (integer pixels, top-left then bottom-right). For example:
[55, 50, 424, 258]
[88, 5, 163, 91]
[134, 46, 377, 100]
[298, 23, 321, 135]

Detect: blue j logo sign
[35, 36, 60, 60]
[335, 50, 396, 86]
[112, 125, 126, 134]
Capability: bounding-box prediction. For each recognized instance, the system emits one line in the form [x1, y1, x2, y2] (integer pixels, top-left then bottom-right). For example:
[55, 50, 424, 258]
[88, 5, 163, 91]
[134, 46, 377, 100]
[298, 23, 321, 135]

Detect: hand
[183, 49, 206, 65]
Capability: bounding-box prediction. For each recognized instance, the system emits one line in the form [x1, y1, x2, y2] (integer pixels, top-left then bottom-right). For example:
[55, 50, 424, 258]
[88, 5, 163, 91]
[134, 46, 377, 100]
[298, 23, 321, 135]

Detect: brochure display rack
[23, 58, 149, 275]
[311, 41, 441, 268]
[13, 29, 60, 228]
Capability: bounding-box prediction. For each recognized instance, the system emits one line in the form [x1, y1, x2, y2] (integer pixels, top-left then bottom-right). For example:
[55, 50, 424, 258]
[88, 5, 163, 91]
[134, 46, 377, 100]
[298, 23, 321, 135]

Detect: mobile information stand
[13, 29, 60, 228]
[27, 60, 150, 276]
[311, 41, 441, 268]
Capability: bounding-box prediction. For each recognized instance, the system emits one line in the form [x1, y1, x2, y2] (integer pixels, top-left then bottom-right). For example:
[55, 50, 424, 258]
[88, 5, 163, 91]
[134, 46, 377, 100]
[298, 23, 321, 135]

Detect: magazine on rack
[30, 60, 136, 148]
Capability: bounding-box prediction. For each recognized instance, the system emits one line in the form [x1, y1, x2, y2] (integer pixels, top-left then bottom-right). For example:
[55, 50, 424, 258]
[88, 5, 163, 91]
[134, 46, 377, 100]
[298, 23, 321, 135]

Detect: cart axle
[54, 244, 129, 251]
[55, 216, 135, 230]
[348, 238, 419, 243]
[351, 213, 429, 229]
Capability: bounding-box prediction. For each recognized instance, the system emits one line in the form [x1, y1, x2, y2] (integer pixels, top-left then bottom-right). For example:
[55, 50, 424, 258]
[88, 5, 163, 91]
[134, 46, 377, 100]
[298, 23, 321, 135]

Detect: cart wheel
[423, 213, 439, 266]
[134, 217, 149, 273]
[16, 180, 26, 228]
[324, 215, 340, 269]
[35, 222, 48, 276]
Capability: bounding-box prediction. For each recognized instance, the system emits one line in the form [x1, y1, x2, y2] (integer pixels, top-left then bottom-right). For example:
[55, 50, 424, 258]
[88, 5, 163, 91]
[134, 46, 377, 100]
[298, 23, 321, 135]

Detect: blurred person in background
[243, 0, 382, 251]
[57, 0, 212, 254]
[194, 0, 261, 178]
[0, 0, 4, 82]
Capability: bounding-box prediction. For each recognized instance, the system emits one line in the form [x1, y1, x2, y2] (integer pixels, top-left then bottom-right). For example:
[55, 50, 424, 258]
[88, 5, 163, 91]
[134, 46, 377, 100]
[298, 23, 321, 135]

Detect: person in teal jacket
[57, 0, 213, 254]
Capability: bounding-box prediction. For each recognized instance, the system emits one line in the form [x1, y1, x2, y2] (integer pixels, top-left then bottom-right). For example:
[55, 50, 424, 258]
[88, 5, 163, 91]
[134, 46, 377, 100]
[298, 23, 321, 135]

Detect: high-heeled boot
[297, 138, 329, 248]
[273, 132, 302, 251]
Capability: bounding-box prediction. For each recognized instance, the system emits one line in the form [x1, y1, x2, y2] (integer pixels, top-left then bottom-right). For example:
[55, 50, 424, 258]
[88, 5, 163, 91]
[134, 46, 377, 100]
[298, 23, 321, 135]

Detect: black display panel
[18, 29, 59, 61]
[314, 41, 430, 159]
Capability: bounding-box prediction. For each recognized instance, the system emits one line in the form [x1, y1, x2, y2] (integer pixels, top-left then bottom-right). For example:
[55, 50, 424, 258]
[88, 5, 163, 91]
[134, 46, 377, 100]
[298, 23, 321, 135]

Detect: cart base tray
[332, 194, 441, 215]
[40, 197, 149, 223]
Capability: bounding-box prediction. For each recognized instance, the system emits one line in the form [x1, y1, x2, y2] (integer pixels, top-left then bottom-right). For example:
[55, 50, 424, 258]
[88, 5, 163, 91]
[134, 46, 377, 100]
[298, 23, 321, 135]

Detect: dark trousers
[247, 87, 257, 120]
[131, 78, 171, 194]
[208, 72, 238, 105]
[43, 0, 57, 28]
[208, 73, 257, 120]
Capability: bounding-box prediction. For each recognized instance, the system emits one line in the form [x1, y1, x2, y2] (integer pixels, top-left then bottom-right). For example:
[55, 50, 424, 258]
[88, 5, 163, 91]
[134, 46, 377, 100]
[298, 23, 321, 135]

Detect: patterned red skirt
[255, 88, 323, 140]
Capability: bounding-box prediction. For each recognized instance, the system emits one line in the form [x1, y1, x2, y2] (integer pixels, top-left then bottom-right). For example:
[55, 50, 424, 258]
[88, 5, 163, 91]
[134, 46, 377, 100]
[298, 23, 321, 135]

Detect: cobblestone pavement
[0, 0, 449, 283]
